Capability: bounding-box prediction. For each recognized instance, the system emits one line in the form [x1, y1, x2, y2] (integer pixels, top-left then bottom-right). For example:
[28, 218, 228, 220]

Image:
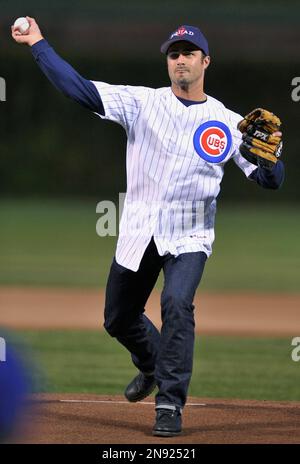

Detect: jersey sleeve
[232, 150, 258, 177]
[228, 110, 258, 177]
[91, 81, 149, 133]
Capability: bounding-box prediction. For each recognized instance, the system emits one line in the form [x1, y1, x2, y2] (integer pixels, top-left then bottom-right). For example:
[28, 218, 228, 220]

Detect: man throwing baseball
[12, 18, 284, 437]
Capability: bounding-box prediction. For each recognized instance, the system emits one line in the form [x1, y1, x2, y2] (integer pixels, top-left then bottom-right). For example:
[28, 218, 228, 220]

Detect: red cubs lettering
[202, 128, 227, 156]
[207, 137, 225, 150]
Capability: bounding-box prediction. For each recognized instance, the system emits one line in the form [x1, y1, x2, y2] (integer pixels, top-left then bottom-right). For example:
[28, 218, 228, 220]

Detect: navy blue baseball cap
[161, 25, 209, 56]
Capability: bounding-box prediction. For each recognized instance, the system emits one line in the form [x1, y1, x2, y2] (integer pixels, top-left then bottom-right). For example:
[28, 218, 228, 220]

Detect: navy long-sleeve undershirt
[30, 39, 284, 190]
[248, 159, 284, 189]
[31, 39, 104, 114]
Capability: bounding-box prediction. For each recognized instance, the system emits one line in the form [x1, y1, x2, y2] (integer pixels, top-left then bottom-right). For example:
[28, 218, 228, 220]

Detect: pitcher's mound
[10, 394, 300, 444]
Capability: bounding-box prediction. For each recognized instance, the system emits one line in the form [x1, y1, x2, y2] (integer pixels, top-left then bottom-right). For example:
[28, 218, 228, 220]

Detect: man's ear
[203, 55, 210, 70]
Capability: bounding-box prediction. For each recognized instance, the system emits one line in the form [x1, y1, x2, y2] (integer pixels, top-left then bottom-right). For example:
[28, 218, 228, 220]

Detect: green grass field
[13, 330, 300, 401]
[1, 199, 299, 402]
[0, 198, 299, 291]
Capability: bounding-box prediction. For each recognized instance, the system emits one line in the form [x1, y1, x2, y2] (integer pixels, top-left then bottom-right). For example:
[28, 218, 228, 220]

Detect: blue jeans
[104, 237, 207, 410]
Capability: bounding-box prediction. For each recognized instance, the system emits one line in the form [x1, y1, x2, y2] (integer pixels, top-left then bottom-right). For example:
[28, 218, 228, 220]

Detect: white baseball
[13, 17, 30, 34]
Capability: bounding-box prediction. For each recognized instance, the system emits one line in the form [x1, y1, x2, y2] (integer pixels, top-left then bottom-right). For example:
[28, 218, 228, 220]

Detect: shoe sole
[125, 382, 157, 402]
[152, 430, 182, 437]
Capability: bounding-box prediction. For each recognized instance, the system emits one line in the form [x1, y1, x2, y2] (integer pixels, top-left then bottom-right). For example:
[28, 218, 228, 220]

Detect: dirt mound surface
[10, 393, 300, 444]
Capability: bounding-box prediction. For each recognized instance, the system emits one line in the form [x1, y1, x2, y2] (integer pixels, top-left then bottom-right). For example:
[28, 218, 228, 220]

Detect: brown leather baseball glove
[237, 108, 283, 170]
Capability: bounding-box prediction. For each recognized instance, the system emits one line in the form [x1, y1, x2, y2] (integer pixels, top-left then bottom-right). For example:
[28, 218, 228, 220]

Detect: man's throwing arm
[31, 39, 104, 114]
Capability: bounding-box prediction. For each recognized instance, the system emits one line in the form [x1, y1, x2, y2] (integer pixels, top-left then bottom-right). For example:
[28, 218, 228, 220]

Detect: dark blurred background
[1, 0, 299, 204]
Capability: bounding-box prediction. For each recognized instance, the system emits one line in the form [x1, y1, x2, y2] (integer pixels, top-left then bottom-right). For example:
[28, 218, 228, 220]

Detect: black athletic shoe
[152, 408, 182, 437]
[124, 371, 156, 402]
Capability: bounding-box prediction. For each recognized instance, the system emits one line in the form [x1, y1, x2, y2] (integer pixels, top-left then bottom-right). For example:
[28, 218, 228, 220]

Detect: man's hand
[11, 16, 43, 47]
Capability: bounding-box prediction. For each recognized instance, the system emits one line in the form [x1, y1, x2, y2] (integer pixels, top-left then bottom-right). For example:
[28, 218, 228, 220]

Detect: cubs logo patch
[193, 120, 232, 163]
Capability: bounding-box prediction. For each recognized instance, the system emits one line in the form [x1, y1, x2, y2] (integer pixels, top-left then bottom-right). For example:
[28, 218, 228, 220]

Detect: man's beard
[176, 77, 190, 91]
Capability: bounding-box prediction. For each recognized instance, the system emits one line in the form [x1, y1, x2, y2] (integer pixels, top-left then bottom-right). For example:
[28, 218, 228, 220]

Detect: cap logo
[178, 27, 187, 36]
[193, 120, 232, 163]
[170, 27, 194, 39]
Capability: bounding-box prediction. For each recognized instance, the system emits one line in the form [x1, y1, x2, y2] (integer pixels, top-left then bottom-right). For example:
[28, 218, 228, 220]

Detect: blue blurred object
[0, 332, 30, 441]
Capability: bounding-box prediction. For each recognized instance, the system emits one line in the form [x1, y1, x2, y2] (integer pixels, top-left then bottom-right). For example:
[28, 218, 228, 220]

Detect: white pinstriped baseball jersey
[92, 82, 257, 272]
